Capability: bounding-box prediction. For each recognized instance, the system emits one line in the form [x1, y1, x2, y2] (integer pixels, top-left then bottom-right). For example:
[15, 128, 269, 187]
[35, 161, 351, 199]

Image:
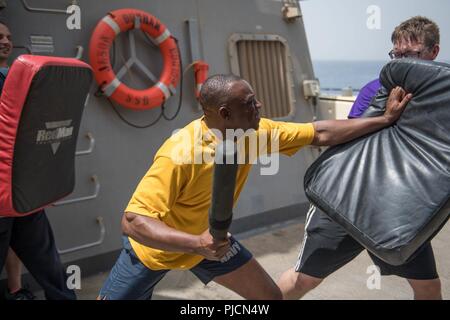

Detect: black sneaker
[4, 287, 36, 300]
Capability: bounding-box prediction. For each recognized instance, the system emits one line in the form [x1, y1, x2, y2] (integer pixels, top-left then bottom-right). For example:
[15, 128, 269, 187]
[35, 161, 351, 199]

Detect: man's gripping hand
[383, 86, 413, 124]
[194, 229, 231, 261]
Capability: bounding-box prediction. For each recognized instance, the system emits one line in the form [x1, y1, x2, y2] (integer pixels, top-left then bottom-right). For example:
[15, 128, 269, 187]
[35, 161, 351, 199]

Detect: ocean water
[313, 60, 450, 96]
[312, 60, 387, 95]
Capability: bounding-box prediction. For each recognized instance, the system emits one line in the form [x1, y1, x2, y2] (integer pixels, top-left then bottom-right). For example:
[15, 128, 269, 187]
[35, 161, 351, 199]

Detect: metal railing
[53, 175, 100, 207]
[21, 0, 72, 14]
[75, 132, 95, 156]
[57, 217, 106, 255]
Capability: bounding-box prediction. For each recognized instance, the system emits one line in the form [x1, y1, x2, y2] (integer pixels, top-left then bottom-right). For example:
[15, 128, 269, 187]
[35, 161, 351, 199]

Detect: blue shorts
[99, 236, 253, 300]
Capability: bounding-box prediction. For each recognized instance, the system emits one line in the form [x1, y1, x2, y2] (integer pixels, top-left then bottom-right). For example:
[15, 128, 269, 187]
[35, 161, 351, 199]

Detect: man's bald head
[198, 74, 262, 132]
[199, 74, 244, 110]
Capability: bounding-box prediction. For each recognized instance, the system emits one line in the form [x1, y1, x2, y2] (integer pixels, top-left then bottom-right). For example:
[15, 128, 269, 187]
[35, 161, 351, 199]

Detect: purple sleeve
[348, 79, 381, 119]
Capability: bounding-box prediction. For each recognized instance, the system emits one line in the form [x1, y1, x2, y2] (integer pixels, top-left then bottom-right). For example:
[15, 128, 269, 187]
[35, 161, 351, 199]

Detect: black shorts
[295, 206, 439, 280]
[99, 236, 254, 300]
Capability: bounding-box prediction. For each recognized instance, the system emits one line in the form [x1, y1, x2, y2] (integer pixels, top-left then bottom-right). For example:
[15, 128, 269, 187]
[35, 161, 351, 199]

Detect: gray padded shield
[304, 59, 450, 266]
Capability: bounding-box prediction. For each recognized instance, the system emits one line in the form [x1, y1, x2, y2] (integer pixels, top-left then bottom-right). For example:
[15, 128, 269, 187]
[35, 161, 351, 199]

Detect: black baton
[209, 140, 238, 240]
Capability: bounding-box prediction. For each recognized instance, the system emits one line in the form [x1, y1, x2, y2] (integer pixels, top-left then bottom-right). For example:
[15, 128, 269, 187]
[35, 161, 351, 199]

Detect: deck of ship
[45, 217, 449, 300]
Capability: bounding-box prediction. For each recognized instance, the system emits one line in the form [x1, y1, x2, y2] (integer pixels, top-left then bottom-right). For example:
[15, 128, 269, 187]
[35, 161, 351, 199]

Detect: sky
[300, 0, 450, 61]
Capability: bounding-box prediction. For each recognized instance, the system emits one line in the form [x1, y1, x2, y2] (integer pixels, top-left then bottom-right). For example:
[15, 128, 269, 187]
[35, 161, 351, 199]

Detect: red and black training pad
[304, 59, 450, 266]
[0, 55, 93, 217]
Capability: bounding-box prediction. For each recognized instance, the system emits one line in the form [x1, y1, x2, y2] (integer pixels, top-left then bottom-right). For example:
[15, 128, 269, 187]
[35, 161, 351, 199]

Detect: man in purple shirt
[279, 16, 443, 300]
[348, 79, 381, 118]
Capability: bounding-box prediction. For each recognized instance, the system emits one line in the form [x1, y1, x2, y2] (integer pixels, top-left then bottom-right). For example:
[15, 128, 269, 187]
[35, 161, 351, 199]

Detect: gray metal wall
[2, 0, 318, 265]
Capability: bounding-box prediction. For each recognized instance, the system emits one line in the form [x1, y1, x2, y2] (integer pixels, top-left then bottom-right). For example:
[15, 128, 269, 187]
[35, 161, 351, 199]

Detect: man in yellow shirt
[99, 74, 411, 300]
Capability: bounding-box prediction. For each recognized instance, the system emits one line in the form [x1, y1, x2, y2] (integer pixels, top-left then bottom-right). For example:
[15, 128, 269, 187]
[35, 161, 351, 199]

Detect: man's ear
[218, 105, 231, 120]
[431, 44, 440, 60]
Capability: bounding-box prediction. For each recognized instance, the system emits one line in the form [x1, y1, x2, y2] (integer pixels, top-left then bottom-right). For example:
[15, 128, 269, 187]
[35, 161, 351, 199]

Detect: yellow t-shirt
[126, 118, 315, 270]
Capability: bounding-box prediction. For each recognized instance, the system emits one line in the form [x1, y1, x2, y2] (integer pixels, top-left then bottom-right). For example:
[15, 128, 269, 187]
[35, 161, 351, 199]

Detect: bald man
[99, 74, 411, 300]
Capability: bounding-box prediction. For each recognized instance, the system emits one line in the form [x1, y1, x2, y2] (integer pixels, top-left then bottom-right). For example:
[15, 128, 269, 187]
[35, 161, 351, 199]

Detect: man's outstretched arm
[312, 86, 412, 146]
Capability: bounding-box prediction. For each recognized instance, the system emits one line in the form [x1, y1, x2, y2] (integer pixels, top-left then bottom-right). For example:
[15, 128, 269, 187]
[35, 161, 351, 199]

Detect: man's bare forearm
[312, 116, 391, 146]
[311, 87, 412, 146]
[122, 212, 199, 253]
